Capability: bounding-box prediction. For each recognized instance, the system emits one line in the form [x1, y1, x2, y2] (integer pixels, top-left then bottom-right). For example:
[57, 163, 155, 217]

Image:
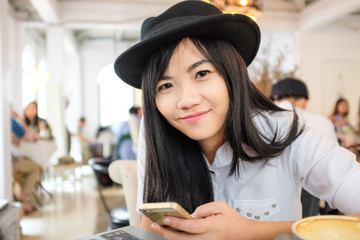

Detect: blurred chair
[88, 157, 130, 230]
[97, 131, 115, 159]
[52, 156, 82, 187]
[13, 166, 52, 208]
[52, 131, 84, 188]
[70, 135, 94, 164]
[109, 160, 141, 227]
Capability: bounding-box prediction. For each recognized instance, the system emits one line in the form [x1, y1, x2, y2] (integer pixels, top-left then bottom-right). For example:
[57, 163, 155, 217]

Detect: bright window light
[97, 64, 134, 127]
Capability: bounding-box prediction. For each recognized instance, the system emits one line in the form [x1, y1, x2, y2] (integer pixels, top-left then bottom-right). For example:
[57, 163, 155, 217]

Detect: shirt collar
[204, 142, 233, 170]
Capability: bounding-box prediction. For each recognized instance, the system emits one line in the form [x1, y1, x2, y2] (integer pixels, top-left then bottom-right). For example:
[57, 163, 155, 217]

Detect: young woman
[328, 98, 360, 159]
[23, 101, 52, 141]
[328, 98, 351, 131]
[114, 1, 360, 239]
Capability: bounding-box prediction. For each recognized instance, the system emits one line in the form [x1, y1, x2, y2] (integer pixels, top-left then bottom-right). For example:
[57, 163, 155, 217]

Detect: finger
[192, 201, 227, 219]
[162, 216, 214, 234]
[151, 222, 192, 240]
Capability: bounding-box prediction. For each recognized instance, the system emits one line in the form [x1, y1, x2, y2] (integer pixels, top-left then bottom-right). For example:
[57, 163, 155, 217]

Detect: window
[97, 64, 134, 127]
[21, 45, 49, 119]
[21, 44, 37, 107]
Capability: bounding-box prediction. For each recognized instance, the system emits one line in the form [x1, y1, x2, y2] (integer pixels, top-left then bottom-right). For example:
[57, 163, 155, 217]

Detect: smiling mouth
[181, 110, 209, 122]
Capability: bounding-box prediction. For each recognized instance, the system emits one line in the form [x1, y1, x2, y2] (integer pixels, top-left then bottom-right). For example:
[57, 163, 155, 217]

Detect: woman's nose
[176, 82, 202, 109]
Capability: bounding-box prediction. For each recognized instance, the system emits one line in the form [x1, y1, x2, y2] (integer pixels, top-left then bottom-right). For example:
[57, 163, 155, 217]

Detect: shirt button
[236, 208, 241, 213]
[271, 203, 276, 208]
[264, 211, 270, 215]
[247, 213, 252, 217]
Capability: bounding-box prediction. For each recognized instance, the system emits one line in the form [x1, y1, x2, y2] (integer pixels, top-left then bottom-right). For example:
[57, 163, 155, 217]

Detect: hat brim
[114, 13, 260, 89]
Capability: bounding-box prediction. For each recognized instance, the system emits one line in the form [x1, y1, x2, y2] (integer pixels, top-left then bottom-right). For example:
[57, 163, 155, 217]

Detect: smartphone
[139, 202, 193, 226]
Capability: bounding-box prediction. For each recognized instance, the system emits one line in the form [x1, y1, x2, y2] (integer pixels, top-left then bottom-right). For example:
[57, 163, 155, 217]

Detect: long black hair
[24, 101, 40, 127]
[331, 97, 349, 117]
[141, 37, 303, 213]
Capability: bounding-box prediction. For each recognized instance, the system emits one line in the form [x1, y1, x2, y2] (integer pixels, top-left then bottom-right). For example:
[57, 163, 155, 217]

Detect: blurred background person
[70, 117, 94, 164]
[270, 77, 338, 217]
[112, 106, 142, 160]
[328, 98, 360, 159]
[11, 110, 41, 214]
[23, 101, 52, 141]
[76, 117, 92, 143]
[270, 78, 338, 144]
[96, 124, 114, 160]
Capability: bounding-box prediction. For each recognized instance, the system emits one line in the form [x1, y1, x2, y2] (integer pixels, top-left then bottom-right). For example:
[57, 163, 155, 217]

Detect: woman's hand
[150, 201, 256, 240]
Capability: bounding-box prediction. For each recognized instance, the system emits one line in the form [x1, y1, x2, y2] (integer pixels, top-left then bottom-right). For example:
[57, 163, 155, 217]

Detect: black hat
[270, 78, 309, 101]
[114, 0, 261, 89]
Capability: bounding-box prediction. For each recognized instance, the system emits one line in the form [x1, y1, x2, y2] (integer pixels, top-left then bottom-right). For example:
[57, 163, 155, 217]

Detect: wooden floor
[19, 165, 126, 240]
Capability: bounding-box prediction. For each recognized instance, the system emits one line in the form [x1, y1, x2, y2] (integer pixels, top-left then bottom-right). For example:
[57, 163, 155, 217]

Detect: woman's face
[337, 100, 348, 115]
[25, 103, 38, 120]
[155, 39, 229, 147]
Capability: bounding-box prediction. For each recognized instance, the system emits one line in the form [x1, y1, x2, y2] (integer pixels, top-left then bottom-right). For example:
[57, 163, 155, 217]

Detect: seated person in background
[270, 78, 338, 143]
[76, 117, 92, 143]
[96, 125, 114, 159]
[23, 101, 52, 141]
[112, 106, 141, 160]
[328, 98, 360, 159]
[11, 111, 41, 214]
[270, 78, 338, 217]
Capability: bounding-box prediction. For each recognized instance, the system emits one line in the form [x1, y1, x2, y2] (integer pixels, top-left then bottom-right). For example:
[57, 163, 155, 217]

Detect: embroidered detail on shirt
[233, 196, 280, 221]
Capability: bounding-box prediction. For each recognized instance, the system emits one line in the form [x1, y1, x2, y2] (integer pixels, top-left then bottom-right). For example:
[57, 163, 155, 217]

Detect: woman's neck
[199, 138, 225, 165]
[29, 118, 36, 123]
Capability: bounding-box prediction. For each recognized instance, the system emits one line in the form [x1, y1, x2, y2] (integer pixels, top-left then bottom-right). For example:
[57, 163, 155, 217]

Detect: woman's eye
[157, 82, 173, 91]
[196, 70, 209, 78]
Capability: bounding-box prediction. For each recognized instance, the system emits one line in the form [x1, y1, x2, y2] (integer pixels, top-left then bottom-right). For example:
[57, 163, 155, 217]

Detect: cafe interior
[1, 0, 360, 239]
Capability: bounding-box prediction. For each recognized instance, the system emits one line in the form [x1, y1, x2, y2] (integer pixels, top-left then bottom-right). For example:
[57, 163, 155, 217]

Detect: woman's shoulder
[38, 118, 51, 128]
[327, 113, 335, 121]
[253, 110, 298, 139]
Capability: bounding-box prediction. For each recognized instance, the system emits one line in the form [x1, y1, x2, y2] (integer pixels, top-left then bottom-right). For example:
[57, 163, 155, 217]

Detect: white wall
[80, 39, 135, 138]
[0, 1, 23, 199]
[8, 23, 23, 113]
[299, 31, 360, 126]
[249, 31, 298, 82]
[81, 40, 118, 138]
[0, 0, 12, 200]
[63, 31, 82, 138]
[46, 26, 68, 158]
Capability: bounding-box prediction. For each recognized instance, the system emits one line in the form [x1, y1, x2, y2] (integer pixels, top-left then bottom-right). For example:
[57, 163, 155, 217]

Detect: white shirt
[137, 110, 360, 221]
[277, 100, 338, 144]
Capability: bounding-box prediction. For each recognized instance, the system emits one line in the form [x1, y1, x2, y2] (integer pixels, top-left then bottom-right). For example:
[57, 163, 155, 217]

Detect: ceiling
[8, 0, 360, 43]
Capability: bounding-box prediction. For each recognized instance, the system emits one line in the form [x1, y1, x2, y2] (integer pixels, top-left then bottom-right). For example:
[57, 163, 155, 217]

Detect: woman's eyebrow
[160, 59, 210, 81]
[159, 75, 171, 81]
[187, 59, 210, 73]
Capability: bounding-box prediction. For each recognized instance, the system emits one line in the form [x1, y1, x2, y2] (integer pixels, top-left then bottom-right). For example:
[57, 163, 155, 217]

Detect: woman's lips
[181, 110, 209, 122]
